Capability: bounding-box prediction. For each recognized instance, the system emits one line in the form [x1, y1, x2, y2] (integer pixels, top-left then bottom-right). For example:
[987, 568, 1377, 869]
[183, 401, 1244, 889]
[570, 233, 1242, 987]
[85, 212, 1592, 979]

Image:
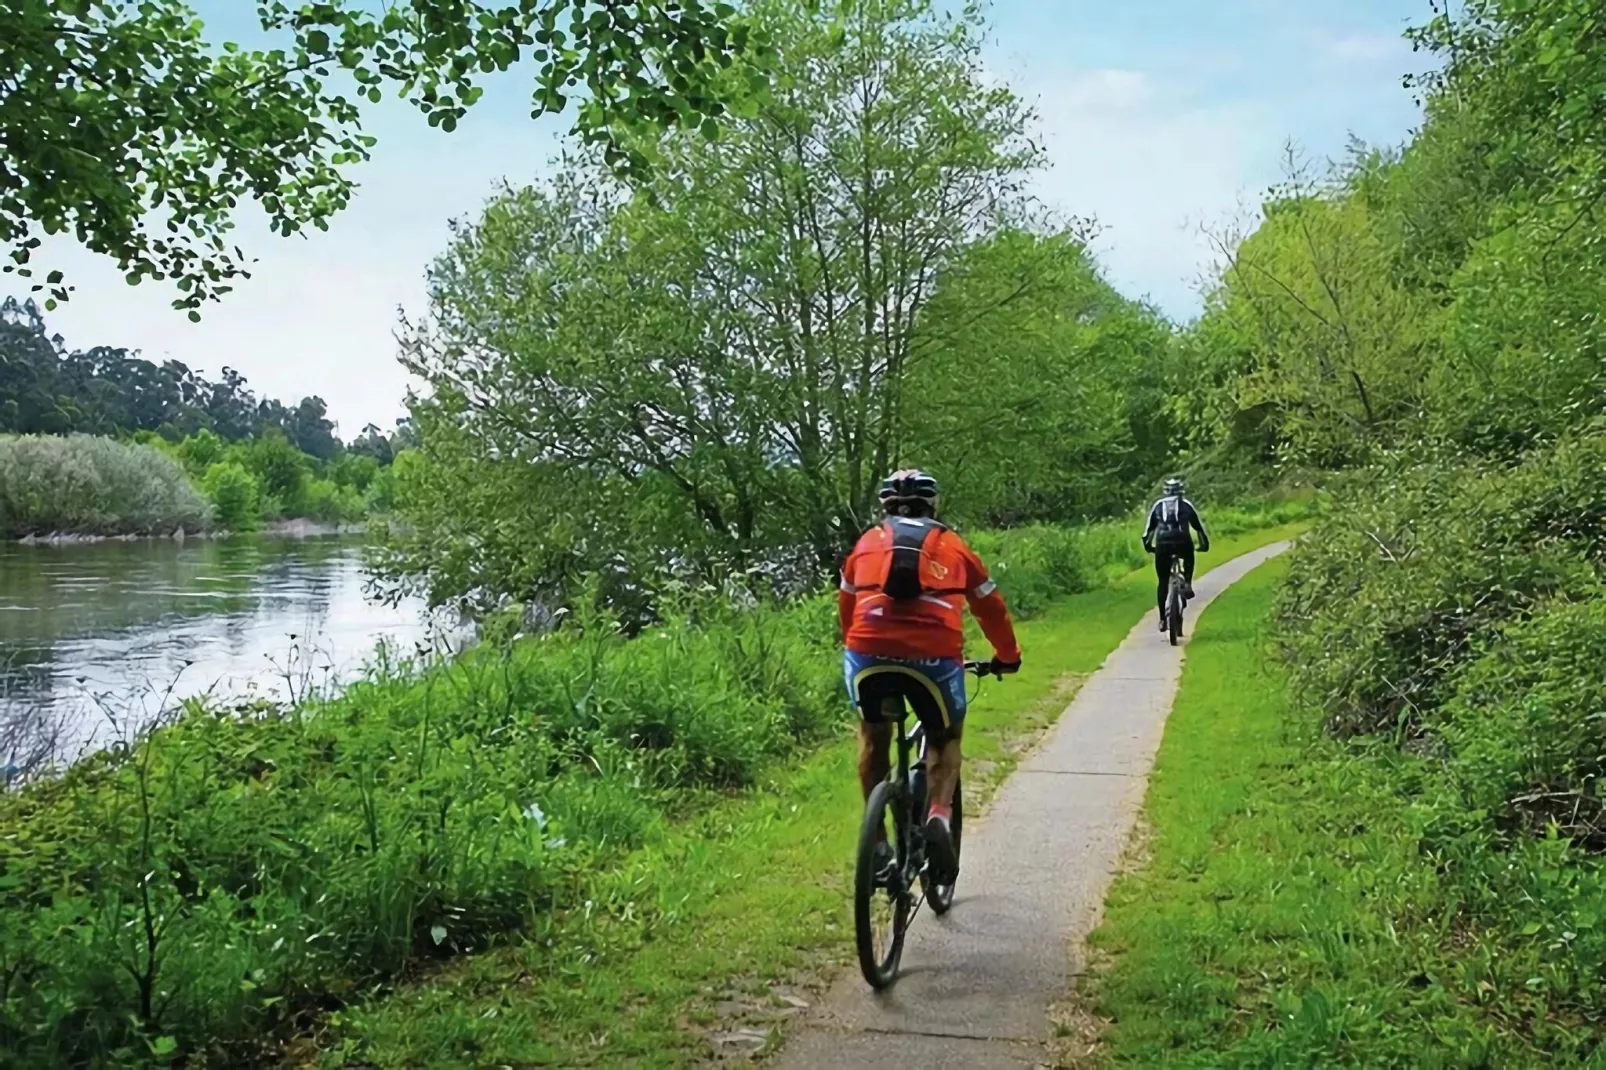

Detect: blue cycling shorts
[843, 651, 969, 731]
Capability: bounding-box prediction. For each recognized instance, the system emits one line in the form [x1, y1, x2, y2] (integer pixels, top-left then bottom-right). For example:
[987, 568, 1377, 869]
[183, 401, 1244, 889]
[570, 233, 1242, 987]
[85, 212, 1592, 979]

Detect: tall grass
[0, 596, 836, 1063]
[0, 434, 212, 538]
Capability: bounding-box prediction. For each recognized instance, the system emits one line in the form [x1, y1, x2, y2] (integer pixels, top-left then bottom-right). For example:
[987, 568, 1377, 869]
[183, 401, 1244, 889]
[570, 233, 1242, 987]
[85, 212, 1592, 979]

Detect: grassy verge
[313, 523, 1305, 1067]
[1074, 554, 1605, 1067]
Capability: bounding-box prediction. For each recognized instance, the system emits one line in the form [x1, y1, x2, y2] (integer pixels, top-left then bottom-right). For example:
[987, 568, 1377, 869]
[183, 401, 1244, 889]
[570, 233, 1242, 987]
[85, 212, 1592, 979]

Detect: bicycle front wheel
[855, 780, 911, 989]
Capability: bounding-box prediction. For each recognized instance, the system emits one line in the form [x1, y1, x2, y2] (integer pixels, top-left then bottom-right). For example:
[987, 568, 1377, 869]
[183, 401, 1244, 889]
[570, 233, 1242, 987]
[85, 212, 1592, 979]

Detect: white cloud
[1324, 31, 1409, 65]
[1023, 69, 1270, 317]
[1053, 68, 1155, 112]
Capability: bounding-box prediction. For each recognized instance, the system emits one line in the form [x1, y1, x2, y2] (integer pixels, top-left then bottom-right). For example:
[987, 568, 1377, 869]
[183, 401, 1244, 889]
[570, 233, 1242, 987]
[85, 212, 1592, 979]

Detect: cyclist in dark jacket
[1141, 477, 1210, 629]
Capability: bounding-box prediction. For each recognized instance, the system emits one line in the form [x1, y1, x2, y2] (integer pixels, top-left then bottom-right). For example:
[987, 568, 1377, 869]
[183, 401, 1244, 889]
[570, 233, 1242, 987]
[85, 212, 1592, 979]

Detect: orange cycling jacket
[837, 519, 1021, 663]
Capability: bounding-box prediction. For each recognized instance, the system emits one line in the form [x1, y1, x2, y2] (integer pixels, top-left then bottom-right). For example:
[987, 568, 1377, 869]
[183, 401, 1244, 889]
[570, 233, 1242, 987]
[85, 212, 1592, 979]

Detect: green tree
[199, 460, 261, 530]
[3, 0, 767, 313]
[905, 229, 1175, 525]
[1186, 155, 1432, 464]
[393, 0, 1044, 610]
[233, 429, 308, 516]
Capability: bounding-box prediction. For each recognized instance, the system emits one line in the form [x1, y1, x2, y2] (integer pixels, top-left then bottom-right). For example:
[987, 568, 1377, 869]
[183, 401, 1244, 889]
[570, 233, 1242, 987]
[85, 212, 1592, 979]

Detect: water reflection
[0, 537, 460, 761]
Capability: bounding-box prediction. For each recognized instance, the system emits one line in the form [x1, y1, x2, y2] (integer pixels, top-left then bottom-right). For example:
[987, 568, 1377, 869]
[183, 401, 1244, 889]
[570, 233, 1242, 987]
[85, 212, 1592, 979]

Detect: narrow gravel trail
[766, 541, 1292, 1069]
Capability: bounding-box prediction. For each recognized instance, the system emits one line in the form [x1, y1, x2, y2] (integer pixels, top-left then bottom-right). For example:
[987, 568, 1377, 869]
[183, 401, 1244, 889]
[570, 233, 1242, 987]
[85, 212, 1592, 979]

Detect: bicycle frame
[875, 698, 928, 884]
[873, 666, 988, 889]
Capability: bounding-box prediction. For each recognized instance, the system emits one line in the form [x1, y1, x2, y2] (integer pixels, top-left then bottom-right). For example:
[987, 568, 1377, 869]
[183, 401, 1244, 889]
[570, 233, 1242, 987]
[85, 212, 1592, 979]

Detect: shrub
[967, 520, 1146, 618]
[1442, 598, 1606, 846]
[199, 460, 261, 531]
[174, 428, 226, 472]
[1273, 439, 1604, 737]
[301, 477, 363, 524]
[0, 434, 213, 538]
[230, 432, 308, 514]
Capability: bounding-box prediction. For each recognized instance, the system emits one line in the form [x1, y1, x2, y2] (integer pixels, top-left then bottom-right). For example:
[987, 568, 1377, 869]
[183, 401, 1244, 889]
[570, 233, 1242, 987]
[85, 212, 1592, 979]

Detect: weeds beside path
[314, 523, 1306, 1067]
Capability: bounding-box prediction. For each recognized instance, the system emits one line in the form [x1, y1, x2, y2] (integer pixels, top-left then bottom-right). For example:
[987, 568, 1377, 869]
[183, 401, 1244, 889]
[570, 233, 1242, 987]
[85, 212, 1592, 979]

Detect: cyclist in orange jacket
[838, 469, 1021, 878]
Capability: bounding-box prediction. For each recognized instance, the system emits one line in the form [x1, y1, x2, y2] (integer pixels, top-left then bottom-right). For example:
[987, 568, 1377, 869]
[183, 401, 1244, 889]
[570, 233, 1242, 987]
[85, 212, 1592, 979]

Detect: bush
[1442, 598, 1606, 846]
[1272, 438, 1604, 737]
[0, 434, 213, 538]
[231, 432, 309, 515]
[968, 520, 1147, 618]
[301, 477, 364, 524]
[199, 460, 261, 531]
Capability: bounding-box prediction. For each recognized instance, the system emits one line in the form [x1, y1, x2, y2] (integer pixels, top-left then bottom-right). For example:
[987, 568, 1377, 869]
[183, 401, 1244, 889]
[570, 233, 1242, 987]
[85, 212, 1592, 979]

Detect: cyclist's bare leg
[857, 721, 892, 802]
[926, 728, 963, 814]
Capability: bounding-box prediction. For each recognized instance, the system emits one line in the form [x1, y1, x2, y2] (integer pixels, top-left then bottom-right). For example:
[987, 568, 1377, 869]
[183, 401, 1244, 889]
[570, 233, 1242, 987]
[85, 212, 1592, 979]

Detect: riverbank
[14, 517, 368, 544]
[1, 432, 397, 542]
[0, 535, 448, 788]
[0, 507, 1310, 1065]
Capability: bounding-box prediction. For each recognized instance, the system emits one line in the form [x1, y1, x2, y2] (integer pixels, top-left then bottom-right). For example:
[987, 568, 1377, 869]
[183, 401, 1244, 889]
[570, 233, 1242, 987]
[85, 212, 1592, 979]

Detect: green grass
[312, 523, 1305, 1068]
[1078, 555, 1606, 1068]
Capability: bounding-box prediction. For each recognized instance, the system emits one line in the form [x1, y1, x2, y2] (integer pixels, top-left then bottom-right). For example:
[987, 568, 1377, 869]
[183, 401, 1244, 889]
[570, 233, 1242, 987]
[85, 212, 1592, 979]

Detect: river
[0, 536, 462, 766]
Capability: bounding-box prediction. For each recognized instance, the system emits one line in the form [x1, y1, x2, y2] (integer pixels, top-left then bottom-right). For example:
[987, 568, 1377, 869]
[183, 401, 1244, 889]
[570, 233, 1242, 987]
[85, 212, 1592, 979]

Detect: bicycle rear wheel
[1167, 580, 1184, 646]
[855, 780, 911, 989]
[922, 774, 963, 915]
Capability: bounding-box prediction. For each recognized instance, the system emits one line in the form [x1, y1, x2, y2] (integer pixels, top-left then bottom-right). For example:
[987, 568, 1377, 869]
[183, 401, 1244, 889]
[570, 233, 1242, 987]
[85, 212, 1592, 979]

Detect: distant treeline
[0, 298, 415, 536]
[0, 296, 409, 463]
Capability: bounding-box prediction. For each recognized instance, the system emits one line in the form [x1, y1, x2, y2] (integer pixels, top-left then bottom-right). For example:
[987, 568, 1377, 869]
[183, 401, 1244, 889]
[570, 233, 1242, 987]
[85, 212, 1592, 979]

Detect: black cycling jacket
[1141, 495, 1209, 549]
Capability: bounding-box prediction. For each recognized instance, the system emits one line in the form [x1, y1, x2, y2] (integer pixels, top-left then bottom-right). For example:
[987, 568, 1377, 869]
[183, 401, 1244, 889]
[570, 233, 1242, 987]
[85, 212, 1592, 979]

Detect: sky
[24, 0, 1431, 436]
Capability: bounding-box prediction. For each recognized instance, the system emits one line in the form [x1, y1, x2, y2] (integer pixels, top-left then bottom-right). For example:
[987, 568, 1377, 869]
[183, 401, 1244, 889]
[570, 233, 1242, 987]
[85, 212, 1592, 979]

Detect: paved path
[767, 542, 1291, 1069]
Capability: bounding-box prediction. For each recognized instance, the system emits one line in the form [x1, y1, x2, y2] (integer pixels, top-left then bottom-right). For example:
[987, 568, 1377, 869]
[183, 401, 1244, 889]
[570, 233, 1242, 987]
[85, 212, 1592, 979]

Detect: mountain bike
[1165, 554, 1188, 645]
[853, 660, 1002, 990]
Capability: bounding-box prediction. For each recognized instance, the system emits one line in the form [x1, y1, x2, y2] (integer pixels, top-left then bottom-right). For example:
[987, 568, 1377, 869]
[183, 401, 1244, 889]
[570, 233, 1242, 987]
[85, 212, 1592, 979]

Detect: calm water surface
[0, 537, 459, 759]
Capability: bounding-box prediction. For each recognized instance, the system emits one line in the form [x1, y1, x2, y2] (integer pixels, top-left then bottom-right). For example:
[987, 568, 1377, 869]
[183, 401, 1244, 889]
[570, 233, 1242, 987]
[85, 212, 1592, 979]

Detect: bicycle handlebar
[964, 659, 1019, 679]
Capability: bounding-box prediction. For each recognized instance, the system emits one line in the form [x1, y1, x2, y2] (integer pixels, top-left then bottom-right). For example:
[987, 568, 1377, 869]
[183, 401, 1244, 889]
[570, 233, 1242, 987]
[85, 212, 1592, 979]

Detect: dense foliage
[3, 0, 763, 313]
[380, 0, 1183, 617]
[145, 429, 405, 529]
[0, 298, 411, 532]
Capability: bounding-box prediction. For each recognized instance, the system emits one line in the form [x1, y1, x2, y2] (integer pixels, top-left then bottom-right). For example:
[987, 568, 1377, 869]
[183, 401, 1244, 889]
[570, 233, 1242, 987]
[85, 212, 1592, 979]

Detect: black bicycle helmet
[879, 468, 940, 517]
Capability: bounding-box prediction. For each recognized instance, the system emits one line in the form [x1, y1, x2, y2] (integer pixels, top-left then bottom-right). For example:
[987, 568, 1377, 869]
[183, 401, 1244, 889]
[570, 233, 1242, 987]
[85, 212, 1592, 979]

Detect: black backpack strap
[882, 517, 945, 600]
